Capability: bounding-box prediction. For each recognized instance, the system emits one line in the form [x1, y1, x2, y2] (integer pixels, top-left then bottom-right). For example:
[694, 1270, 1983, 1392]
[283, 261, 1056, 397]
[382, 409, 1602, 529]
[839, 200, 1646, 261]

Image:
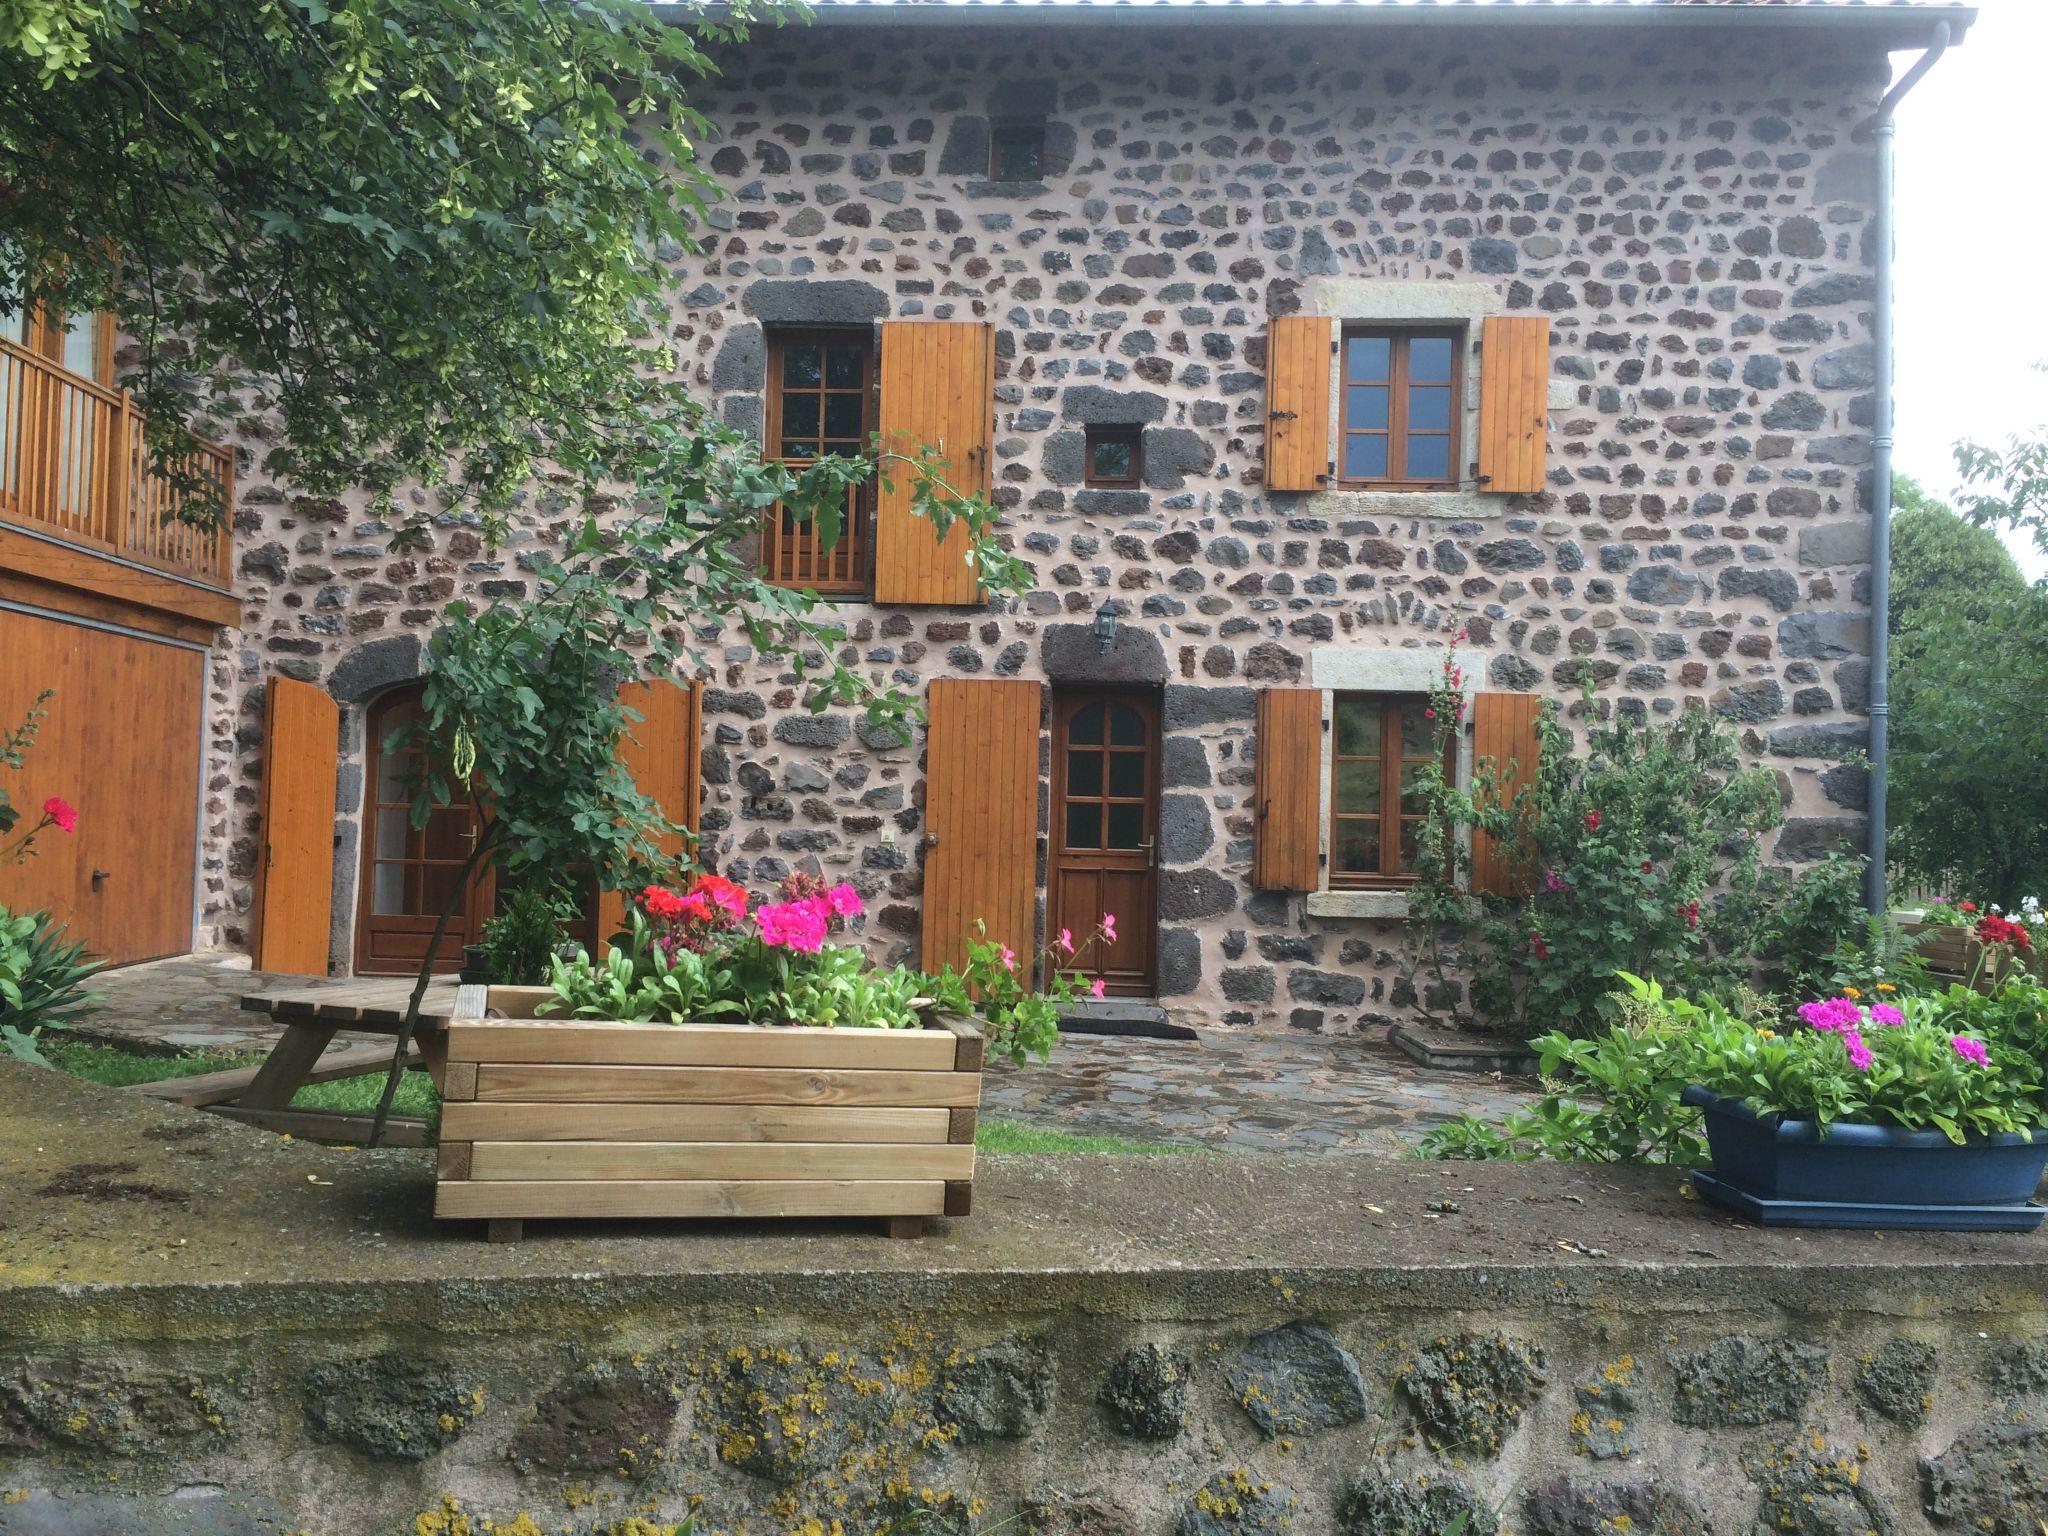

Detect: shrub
[1406, 661, 1866, 1040]
[0, 905, 101, 1066]
[476, 876, 579, 984]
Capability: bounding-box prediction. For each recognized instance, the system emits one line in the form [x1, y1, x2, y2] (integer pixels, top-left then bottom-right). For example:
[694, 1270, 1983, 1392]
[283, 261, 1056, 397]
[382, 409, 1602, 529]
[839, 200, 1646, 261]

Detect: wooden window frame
[3, 304, 115, 389]
[988, 119, 1047, 183]
[1335, 326, 1463, 491]
[1083, 424, 1142, 488]
[1328, 691, 1455, 891]
[762, 325, 874, 598]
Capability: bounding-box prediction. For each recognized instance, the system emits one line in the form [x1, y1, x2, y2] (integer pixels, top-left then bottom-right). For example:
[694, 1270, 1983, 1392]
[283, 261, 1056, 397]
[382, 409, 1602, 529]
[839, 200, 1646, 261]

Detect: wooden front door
[353, 685, 491, 975]
[1049, 689, 1159, 996]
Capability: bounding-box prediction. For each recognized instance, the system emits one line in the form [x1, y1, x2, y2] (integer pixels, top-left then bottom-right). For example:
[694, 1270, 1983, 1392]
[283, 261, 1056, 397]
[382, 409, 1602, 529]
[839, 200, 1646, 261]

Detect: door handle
[91, 868, 111, 890]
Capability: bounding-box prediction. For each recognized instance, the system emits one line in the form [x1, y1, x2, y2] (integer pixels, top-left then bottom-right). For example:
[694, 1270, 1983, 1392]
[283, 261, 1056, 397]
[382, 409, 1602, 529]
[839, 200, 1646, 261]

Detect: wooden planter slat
[433, 987, 984, 1240]
[472, 1062, 981, 1107]
[435, 1179, 949, 1221]
[441, 1102, 955, 1144]
[445, 1020, 959, 1071]
[466, 1140, 978, 1182]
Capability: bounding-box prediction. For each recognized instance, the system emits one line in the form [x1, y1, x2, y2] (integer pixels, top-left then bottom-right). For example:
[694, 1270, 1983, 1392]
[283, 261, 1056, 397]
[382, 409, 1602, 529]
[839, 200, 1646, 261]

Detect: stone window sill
[1300, 488, 1506, 521]
[1306, 889, 1414, 920]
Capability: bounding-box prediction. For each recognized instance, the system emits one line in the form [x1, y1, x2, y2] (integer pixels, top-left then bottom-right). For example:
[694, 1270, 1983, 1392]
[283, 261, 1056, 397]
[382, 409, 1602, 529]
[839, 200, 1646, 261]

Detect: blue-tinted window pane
[1344, 435, 1388, 480]
[1406, 435, 1450, 481]
[1346, 385, 1388, 430]
[1345, 335, 1390, 383]
[825, 345, 864, 388]
[1108, 751, 1144, 797]
[782, 344, 821, 389]
[1408, 384, 1451, 432]
[1409, 336, 1454, 382]
[1069, 703, 1104, 745]
[1108, 705, 1144, 746]
[1066, 802, 1102, 849]
[1067, 750, 1102, 797]
[824, 394, 863, 437]
[782, 394, 819, 439]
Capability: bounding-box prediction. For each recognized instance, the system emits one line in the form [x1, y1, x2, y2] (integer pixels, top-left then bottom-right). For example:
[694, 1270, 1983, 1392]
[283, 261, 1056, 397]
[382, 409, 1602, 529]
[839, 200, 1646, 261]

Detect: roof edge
[668, 2, 1972, 47]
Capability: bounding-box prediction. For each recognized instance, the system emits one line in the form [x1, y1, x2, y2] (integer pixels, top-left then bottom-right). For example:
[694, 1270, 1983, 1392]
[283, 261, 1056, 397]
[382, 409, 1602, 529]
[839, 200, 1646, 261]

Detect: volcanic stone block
[1224, 1322, 1369, 1438]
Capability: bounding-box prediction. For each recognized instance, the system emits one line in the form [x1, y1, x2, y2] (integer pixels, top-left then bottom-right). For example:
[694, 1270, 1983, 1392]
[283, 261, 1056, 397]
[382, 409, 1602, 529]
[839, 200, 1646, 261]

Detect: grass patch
[973, 1118, 1209, 1157]
[42, 1039, 441, 1125]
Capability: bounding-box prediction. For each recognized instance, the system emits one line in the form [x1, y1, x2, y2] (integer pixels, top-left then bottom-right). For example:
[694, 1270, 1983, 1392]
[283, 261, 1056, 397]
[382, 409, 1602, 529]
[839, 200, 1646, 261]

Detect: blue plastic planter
[1682, 1086, 2048, 1231]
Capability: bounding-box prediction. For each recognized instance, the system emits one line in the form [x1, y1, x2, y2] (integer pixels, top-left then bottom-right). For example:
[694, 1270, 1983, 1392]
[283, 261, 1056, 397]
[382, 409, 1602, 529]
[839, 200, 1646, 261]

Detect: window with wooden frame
[988, 120, 1046, 183]
[762, 327, 872, 596]
[1329, 692, 1453, 888]
[1084, 424, 1141, 488]
[1337, 328, 1461, 489]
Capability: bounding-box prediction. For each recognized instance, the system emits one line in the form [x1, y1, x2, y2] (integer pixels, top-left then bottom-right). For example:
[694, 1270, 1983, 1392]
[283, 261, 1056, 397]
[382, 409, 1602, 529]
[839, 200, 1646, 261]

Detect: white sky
[1892, 0, 2048, 577]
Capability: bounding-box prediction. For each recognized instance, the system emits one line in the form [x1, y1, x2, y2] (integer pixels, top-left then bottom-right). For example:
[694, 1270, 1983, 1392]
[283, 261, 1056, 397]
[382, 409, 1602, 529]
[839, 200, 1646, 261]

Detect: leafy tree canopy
[2, 0, 777, 527]
[1888, 476, 2048, 905]
[1953, 372, 2048, 563]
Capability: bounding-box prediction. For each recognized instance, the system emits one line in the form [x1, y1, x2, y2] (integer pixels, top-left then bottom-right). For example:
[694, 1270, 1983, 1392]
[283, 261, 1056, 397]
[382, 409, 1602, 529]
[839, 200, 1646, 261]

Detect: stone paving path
[76, 956, 1539, 1155]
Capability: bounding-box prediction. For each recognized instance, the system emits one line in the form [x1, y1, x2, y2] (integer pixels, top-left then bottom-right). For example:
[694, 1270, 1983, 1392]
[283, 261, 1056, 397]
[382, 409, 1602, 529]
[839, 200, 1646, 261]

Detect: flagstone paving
[75, 955, 1540, 1155]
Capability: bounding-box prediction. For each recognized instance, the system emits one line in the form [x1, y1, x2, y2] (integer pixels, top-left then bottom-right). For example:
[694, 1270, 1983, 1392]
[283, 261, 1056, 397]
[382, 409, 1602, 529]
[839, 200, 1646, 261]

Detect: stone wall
[203, 19, 1886, 1028]
[3, 1260, 2045, 1536]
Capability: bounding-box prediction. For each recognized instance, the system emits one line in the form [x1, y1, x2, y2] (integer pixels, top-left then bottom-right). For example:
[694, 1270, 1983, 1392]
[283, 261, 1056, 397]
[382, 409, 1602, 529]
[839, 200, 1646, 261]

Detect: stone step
[1057, 1000, 1198, 1042]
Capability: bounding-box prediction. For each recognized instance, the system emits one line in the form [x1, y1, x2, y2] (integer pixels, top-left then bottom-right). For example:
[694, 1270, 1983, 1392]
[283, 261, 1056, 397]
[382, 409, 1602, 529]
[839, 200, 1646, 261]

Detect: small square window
[989, 120, 1046, 183]
[1085, 426, 1142, 488]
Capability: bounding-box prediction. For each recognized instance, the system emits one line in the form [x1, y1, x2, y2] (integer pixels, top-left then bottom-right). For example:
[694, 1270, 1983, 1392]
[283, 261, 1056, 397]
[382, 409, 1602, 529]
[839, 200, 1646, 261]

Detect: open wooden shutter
[596, 677, 704, 942]
[1469, 690, 1543, 898]
[1252, 687, 1322, 892]
[250, 677, 339, 976]
[873, 320, 993, 606]
[1264, 315, 1332, 492]
[1477, 317, 1550, 494]
[920, 678, 1040, 976]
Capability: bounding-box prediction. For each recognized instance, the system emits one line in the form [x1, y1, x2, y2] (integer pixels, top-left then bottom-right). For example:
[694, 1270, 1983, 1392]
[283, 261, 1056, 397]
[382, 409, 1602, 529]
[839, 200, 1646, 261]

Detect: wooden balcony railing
[760, 480, 867, 596]
[0, 335, 234, 589]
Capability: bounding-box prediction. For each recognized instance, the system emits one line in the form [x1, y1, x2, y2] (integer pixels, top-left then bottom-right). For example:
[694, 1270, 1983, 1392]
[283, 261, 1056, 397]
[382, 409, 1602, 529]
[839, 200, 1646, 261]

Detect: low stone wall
[2, 1063, 2045, 1536]
[6, 1256, 2048, 1535]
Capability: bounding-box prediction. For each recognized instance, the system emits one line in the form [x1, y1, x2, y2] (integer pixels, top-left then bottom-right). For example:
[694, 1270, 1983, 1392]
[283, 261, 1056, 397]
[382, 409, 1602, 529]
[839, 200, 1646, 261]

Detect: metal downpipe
[1854, 21, 1952, 915]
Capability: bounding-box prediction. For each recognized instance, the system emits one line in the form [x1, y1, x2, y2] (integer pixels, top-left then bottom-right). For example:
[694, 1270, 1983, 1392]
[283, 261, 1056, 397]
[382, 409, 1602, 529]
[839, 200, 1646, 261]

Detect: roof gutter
[670, 3, 1972, 45]
[1852, 18, 1953, 917]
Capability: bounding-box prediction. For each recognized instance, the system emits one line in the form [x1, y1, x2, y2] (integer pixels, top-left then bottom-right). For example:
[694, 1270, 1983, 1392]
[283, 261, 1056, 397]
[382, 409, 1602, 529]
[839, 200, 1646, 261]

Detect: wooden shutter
[1264, 315, 1333, 492]
[920, 678, 1040, 976]
[1469, 690, 1543, 899]
[873, 320, 994, 606]
[1252, 687, 1322, 892]
[597, 677, 703, 941]
[1477, 316, 1550, 494]
[251, 677, 339, 976]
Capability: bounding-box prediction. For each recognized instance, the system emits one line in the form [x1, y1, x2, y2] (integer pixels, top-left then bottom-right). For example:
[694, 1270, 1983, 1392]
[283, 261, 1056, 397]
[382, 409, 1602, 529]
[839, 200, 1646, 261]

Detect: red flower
[1960, 901, 1978, 914]
[1976, 913, 2031, 951]
[41, 796, 77, 834]
[1529, 930, 1550, 960]
[1640, 860, 1653, 874]
[640, 885, 687, 922]
[1584, 811, 1602, 832]
[1679, 900, 1700, 931]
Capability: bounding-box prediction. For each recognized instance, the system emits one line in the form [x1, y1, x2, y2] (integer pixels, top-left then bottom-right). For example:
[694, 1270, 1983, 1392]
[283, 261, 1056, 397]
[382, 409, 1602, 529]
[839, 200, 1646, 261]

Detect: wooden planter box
[428, 986, 983, 1242]
[1899, 921, 2038, 989]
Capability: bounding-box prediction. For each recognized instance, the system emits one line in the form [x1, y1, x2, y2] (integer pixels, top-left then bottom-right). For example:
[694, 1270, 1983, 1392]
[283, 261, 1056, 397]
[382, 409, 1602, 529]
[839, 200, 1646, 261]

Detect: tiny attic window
[1084, 425, 1142, 488]
[989, 120, 1047, 183]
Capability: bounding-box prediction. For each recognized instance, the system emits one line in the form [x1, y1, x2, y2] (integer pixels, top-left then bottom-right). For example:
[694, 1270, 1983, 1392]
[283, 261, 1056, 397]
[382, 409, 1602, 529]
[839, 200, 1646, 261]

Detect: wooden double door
[1048, 688, 1159, 997]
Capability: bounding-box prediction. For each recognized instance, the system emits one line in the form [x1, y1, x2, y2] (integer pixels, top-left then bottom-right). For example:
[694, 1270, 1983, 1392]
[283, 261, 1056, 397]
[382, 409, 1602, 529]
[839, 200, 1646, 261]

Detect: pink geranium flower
[826, 882, 863, 918]
[756, 896, 830, 953]
[1842, 1028, 1873, 1072]
[999, 944, 1017, 972]
[1057, 928, 1074, 953]
[1101, 911, 1117, 942]
[1952, 1035, 1991, 1067]
[1869, 1003, 1905, 1028]
[1090, 977, 1107, 1000]
[42, 797, 77, 833]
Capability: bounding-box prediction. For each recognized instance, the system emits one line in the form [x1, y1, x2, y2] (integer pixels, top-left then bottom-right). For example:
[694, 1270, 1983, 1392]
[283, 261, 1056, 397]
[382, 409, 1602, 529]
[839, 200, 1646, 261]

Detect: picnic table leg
[240, 1022, 340, 1111]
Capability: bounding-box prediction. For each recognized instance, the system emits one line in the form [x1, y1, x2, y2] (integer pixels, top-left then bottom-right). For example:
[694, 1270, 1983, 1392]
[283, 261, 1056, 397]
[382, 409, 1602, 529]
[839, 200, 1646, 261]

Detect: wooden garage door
[0, 606, 204, 964]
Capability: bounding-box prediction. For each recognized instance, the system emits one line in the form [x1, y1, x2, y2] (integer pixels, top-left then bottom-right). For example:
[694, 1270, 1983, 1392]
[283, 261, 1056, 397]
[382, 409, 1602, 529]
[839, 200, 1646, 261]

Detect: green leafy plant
[543, 912, 742, 1025]
[0, 903, 101, 1066]
[921, 916, 1117, 1068]
[1404, 666, 1857, 1040]
[477, 876, 579, 985]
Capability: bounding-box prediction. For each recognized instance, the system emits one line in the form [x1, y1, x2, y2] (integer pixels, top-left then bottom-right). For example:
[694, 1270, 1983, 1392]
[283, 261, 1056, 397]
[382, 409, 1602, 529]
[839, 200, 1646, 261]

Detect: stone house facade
[201, 2, 1943, 1032]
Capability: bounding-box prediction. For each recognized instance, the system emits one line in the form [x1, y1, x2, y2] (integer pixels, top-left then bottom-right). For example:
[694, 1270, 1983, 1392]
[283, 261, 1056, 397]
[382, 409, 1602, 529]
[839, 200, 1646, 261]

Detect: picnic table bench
[125, 977, 466, 1146]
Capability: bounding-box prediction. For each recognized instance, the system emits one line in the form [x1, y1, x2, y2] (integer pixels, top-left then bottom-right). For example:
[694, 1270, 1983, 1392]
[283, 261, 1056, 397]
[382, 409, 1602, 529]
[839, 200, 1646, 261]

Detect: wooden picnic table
[125, 978, 465, 1146]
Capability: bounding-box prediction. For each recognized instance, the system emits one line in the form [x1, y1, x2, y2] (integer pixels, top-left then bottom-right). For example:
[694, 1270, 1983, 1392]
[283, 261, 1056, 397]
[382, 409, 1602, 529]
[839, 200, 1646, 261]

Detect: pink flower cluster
[1952, 1035, 1991, 1068]
[1794, 993, 1910, 1073]
[754, 883, 863, 954]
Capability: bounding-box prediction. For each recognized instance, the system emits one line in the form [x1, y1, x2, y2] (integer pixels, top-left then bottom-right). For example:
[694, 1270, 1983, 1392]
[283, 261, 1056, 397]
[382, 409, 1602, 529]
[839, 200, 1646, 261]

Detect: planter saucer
[1691, 1172, 2045, 1233]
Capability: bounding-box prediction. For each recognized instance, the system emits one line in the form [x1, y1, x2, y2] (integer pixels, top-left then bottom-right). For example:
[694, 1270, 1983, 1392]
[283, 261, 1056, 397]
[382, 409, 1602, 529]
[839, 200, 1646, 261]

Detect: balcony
[0, 334, 234, 590]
